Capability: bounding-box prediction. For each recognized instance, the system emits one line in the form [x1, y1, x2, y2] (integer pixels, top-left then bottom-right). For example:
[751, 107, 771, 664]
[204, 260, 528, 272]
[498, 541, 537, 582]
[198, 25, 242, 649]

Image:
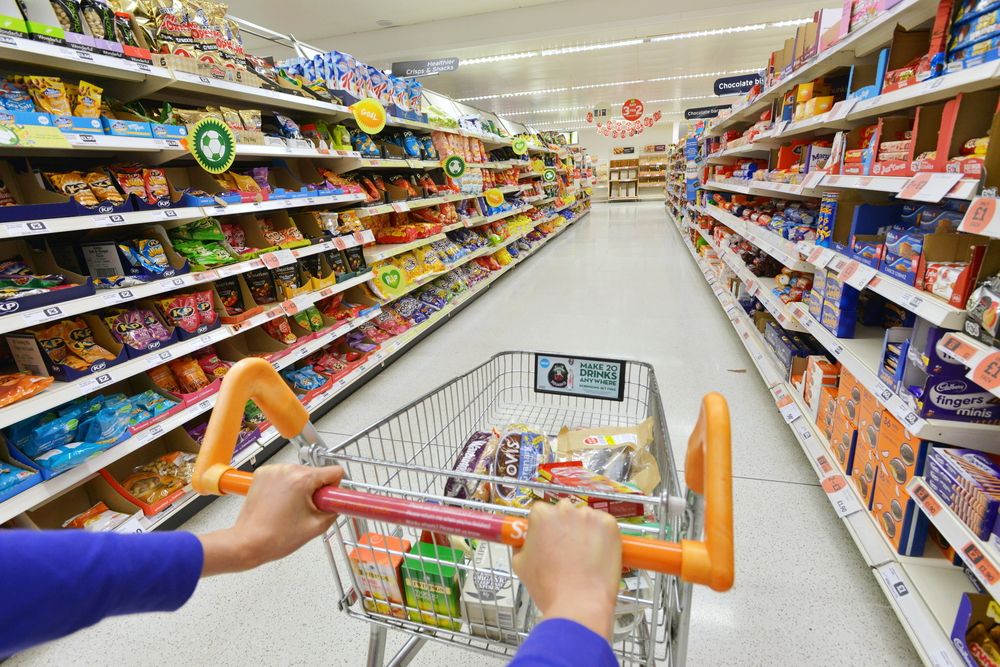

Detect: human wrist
[198, 527, 262, 576]
[544, 597, 616, 640]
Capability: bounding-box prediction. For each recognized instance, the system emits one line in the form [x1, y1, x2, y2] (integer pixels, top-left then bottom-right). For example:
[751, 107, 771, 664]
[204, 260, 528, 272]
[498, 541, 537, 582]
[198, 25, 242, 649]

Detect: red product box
[535, 461, 645, 518]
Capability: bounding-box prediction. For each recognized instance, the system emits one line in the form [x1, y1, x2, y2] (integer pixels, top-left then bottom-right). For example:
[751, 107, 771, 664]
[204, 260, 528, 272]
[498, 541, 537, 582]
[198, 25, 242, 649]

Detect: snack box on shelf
[0, 161, 134, 223]
[6, 312, 127, 382]
[0, 440, 41, 503]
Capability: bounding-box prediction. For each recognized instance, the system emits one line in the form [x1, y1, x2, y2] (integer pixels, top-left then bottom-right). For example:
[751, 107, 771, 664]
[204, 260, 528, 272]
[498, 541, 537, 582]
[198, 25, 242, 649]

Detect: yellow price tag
[484, 188, 504, 207]
[352, 97, 387, 135]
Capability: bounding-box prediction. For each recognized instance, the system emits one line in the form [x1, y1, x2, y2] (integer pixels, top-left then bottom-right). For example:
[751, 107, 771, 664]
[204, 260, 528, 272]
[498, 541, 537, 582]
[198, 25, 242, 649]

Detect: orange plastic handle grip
[191, 357, 309, 496]
[192, 362, 734, 589]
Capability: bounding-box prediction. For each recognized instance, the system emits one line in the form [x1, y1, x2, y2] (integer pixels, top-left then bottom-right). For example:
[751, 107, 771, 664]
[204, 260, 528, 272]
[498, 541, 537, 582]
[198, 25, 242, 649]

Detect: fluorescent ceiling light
[459, 19, 810, 67]
[460, 69, 757, 102]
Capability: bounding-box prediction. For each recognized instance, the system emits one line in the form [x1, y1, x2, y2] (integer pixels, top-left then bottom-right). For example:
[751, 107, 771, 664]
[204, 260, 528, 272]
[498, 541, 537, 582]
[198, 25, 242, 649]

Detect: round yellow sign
[484, 188, 504, 207]
[352, 97, 386, 135]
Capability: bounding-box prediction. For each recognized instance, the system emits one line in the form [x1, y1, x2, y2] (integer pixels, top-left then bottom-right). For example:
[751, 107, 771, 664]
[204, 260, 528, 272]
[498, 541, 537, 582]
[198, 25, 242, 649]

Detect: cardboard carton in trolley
[348, 533, 411, 619]
[462, 541, 521, 641]
[402, 542, 465, 630]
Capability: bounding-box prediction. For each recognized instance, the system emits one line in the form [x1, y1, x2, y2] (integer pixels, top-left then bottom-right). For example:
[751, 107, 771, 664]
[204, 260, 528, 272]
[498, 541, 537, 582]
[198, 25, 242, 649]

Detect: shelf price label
[970, 351, 1000, 392]
[261, 249, 295, 269]
[960, 197, 1000, 237]
[910, 481, 941, 517]
[898, 171, 963, 203]
[838, 260, 877, 290]
[820, 474, 857, 517]
[962, 542, 1000, 586]
[939, 333, 980, 365]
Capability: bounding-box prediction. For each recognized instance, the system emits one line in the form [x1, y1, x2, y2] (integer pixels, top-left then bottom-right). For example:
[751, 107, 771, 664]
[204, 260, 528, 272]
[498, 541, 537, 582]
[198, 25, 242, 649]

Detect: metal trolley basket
[192, 352, 734, 667]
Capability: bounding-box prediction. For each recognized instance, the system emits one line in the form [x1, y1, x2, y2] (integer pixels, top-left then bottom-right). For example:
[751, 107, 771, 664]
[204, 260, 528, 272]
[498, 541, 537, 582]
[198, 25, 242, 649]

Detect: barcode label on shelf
[820, 474, 857, 517]
[962, 542, 1000, 586]
[136, 422, 165, 445]
[22, 305, 65, 325]
[939, 333, 980, 364]
[79, 372, 114, 393]
[145, 349, 174, 367]
[101, 289, 136, 305]
[115, 513, 146, 534]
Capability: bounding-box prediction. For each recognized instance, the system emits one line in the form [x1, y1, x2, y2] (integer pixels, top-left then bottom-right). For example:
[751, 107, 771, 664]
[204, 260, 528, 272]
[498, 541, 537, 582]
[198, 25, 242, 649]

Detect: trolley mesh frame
[301, 351, 701, 666]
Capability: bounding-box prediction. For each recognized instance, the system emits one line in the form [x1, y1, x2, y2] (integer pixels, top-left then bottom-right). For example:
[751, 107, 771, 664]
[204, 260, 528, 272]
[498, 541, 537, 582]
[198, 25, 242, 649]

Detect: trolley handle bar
[194, 359, 732, 589]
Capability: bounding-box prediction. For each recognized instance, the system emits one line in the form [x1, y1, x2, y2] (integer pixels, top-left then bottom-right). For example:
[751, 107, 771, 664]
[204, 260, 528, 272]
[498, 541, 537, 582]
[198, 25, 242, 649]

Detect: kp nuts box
[875, 412, 929, 486]
[462, 541, 521, 641]
[870, 467, 929, 556]
[830, 401, 859, 474]
[851, 438, 879, 510]
[835, 366, 863, 425]
[856, 385, 883, 452]
[815, 385, 839, 442]
[347, 533, 411, 619]
[402, 542, 465, 630]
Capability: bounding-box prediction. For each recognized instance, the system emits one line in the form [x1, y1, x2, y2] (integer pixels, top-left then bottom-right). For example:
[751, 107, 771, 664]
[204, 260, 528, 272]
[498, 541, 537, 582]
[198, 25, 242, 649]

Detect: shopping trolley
[192, 352, 733, 666]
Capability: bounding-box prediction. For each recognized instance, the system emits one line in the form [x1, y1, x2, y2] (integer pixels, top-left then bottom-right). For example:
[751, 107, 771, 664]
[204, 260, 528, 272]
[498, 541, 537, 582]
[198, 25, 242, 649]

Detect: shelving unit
[608, 159, 640, 201]
[666, 1, 1000, 661]
[0, 19, 592, 538]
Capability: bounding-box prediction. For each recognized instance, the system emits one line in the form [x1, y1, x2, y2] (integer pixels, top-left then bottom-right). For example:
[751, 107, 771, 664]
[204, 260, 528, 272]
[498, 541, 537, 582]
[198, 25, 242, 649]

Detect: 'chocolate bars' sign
[684, 105, 732, 120]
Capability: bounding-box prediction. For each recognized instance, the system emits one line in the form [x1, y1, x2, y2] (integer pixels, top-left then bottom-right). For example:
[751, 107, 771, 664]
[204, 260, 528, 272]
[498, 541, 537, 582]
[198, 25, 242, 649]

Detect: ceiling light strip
[458, 18, 811, 67]
[456, 69, 759, 102]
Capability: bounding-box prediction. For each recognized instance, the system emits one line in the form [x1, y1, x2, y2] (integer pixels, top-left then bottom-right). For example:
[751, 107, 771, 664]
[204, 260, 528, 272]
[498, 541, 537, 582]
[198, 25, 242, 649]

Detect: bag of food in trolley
[555, 417, 660, 494]
[491, 423, 553, 508]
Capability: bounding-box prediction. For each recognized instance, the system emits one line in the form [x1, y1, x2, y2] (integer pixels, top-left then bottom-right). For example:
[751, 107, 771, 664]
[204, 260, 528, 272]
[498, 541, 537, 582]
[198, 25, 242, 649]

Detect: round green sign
[189, 117, 236, 174]
[512, 137, 528, 155]
[442, 154, 467, 178]
[542, 168, 557, 183]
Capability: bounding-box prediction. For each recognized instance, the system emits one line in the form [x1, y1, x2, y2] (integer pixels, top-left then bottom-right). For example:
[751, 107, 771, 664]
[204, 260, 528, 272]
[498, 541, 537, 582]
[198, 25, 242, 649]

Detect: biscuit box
[870, 467, 929, 555]
[835, 366, 865, 425]
[348, 533, 411, 619]
[803, 356, 839, 419]
[851, 437, 879, 510]
[875, 412, 930, 485]
[815, 385, 839, 442]
[830, 401, 859, 474]
[402, 542, 465, 630]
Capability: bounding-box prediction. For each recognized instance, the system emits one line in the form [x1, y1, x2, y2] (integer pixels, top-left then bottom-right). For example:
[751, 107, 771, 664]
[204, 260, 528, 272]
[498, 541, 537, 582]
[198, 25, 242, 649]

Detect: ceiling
[239, 0, 834, 130]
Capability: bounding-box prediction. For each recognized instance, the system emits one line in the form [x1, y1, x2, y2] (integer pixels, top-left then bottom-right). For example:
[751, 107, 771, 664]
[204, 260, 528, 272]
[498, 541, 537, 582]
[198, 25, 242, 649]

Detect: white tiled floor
[11, 202, 918, 665]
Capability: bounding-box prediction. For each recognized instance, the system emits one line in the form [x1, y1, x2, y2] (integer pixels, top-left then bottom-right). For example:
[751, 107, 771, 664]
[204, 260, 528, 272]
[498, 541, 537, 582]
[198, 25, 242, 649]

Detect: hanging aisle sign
[390, 57, 458, 78]
[713, 73, 762, 96]
[684, 105, 732, 120]
[621, 98, 644, 122]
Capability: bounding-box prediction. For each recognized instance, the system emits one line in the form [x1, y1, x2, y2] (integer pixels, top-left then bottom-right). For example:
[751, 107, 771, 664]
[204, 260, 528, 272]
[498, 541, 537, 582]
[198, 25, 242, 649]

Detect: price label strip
[898, 171, 963, 203]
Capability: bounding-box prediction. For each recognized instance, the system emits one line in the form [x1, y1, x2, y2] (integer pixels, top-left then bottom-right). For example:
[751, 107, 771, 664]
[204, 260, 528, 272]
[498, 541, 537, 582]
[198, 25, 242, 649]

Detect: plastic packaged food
[443, 430, 499, 502]
[33, 441, 111, 474]
[122, 470, 184, 504]
[0, 463, 36, 494]
[270, 265, 299, 300]
[194, 347, 231, 379]
[62, 502, 129, 531]
[73, 80, 102, 118]
[491, 423, 552, 508]
[27, 76, 71, 115]
[46, 171, 99, 207]
[158, 294, 200, 332]
[244, 268, 277, 304]
[147, 363, 181, 393]
[263, 317, 297, 345]
[555, 417, 660, 494]
[84, 170, 124, 204]
[109, 164, 146, 199]
[215, 276, 245, 315]
[293, 306, 324, 332]
[0, 372, 54, 408]
[167, 357, 211, 393]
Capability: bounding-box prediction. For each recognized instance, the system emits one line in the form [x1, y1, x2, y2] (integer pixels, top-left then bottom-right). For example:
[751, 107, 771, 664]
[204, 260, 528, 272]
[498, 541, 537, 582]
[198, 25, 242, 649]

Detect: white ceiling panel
[238, 0, 837, 128]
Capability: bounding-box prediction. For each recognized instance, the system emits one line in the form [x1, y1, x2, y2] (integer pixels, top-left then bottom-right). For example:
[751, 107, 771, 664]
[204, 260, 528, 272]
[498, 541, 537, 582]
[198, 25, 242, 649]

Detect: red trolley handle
[192, 358, 733, 590]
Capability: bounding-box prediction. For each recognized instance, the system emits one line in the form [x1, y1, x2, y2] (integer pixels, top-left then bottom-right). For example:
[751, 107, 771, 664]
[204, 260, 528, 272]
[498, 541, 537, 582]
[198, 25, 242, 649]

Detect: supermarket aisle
[10, 202, 917, 666]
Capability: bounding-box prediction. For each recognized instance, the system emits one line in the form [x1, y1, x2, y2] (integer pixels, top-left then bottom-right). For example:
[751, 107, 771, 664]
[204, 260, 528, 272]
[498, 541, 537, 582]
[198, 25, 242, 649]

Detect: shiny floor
[12, 202, 918, 665]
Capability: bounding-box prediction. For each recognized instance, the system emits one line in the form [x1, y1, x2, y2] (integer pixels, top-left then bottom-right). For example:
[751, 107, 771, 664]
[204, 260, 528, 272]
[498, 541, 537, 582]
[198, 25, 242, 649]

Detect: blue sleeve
[0, 530, 203, 658]
[511, 619, 619, 667]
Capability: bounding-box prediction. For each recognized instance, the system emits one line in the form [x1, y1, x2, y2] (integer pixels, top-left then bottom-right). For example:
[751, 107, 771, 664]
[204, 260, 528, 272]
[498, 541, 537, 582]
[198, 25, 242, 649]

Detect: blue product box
[857, 290, 887, 326]
[0, 448, 41, 502]
[881, 227, 925, 285]
[816, 194, 839, 247]
[847, 48, 888, 100]
[911, 375, 1000, 423]
[821, 300, 857, 338]
[877, 328, 912, 389]
[150, 123, 188, 139]
[101, 118, 153, 138]
[851, 235, 884, 269]
[848, 202, 904, 247]
[53, 115, 104, 134]
[907, 320, 967, 377]
[952, 594, 1000, 667]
